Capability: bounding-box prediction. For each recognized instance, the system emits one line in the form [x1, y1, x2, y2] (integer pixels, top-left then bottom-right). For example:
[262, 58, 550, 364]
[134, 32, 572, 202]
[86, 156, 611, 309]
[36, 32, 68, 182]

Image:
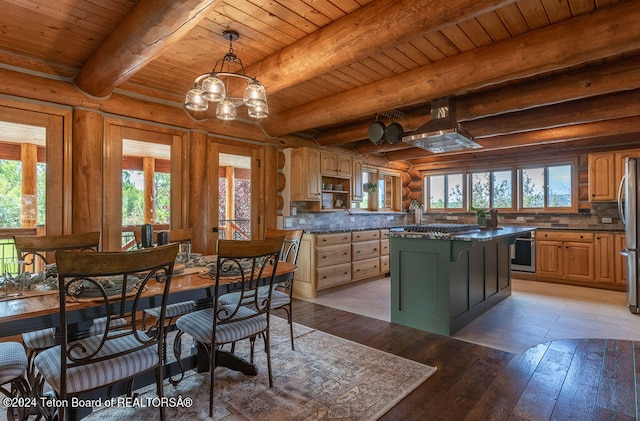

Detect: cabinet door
[337, 156, 352, 177]
[289, 147, 321, 201]
[352, 158, 363, 202]
[320, 151, 338, 175]
[594, 233, 614, 284]
[614, 149, 640, 197]
[614, 233, 627, 286]
[564, 241, 594, 282]
[588, 152, 615, 201]
[536, 240, 563, 278]
[306, 148, 322, 199]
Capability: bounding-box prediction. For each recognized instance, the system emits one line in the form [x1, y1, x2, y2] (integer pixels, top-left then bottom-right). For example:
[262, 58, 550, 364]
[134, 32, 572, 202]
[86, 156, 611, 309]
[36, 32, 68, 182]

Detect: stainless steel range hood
[402, 96, 482, 153]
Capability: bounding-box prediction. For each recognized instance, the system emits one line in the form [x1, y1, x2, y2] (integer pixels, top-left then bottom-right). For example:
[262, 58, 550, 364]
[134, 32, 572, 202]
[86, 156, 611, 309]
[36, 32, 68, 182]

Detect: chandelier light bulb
[248, 102, 269, 119]
[184, 87, 208, 112]
[201, 74, 226, 102]
[244, 79, 267, 107]
[216, 99, 237, 121]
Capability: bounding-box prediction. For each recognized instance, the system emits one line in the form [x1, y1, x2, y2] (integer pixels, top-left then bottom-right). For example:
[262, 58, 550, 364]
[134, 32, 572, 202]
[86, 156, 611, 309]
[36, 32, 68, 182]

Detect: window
[520, 163, 574, 211]
[425, 173, 464, 210]
[470, 169, 513, 210]
[359, 168, 401, 211]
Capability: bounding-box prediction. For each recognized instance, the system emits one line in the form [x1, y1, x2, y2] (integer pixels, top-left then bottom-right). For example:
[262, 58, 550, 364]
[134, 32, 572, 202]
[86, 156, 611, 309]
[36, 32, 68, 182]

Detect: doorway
[209, 141, 262, 245]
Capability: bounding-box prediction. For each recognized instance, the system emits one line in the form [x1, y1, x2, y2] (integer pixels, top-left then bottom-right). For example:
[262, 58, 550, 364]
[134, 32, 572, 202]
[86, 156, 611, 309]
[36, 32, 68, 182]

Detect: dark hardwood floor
[292, 298, 639, 421]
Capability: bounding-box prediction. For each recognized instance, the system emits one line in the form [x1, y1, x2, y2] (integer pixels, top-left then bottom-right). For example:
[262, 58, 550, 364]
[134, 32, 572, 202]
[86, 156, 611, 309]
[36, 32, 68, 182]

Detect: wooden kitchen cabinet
[594, 233, 615, 284]
[293, 229, 389, 298]
[614, 149, 640, 195]
[284, 147, 322, 202]
[588, 152, 616, 201]
[536, 230, 594, 283]
[588, 148, 640, 202]
[321, 151, 352, 177]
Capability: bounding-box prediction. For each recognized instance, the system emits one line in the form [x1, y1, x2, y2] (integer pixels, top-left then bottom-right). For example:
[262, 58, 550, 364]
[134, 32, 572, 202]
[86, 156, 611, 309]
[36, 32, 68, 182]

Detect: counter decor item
[410, 200, 422, 224]
[487, 208, 499, 229]
[470, 206, 488, 228]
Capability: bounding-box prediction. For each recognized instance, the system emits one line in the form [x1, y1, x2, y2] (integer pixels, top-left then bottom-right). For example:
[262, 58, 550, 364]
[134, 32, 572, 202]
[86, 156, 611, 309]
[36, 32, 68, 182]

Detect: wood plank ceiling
[0, 0, 638, 165]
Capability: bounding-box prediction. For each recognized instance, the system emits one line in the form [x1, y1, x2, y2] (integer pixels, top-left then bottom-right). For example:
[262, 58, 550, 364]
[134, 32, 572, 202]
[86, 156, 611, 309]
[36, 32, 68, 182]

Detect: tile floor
[299, 277, 640, 354]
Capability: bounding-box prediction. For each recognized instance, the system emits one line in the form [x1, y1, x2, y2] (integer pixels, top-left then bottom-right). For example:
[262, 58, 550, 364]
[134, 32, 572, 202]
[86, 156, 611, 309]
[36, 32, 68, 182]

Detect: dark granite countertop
[389, 226, 536, 242]
[303, 226, 404, 234]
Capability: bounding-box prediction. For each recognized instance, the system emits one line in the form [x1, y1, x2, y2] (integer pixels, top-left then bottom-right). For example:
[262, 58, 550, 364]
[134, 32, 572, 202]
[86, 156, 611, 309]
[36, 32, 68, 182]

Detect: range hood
[402, 96, 482, 153]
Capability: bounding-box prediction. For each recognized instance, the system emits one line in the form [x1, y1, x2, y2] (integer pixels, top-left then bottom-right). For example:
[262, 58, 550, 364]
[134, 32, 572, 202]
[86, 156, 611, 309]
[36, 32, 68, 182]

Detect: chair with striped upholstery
[33, 244, 178, 421]
[174, 237, 283, 417]
[264, 228, 303, 349]
[142, 228, 196, 332]
[0, 342, 30, 421]
[13, 232, 102, 378]
[220, 228, 303, 349]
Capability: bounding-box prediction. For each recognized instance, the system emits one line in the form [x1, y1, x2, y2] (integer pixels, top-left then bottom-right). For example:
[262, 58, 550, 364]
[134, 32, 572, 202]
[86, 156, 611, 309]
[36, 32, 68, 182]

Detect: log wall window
[0, 122, 47, 228]
[519, 162, 576, 212]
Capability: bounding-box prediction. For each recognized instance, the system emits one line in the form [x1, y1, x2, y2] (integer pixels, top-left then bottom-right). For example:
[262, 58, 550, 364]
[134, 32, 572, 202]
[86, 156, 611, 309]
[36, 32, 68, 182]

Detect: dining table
[0, 258, 297, 390]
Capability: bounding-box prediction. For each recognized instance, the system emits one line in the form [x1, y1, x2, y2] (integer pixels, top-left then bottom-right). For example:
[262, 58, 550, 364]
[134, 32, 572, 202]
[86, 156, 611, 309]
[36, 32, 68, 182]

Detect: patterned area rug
[2, 317, 436, 420]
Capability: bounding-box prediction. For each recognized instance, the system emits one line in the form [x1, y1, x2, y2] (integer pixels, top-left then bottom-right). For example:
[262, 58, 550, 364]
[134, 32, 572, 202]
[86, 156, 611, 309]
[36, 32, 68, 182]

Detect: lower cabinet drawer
[352, 240, 379, 261]
[380, 255, 389, 273]
[352, 257, 380, 280]
[316, 244, 351, 268]
[317, 263, 352, 289]
[380, 238, 389, 256]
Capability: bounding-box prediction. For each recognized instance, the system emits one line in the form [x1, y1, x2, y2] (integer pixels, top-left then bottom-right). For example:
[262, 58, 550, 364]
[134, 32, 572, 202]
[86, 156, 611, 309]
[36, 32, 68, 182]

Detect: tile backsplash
[283, 201, 624, 232]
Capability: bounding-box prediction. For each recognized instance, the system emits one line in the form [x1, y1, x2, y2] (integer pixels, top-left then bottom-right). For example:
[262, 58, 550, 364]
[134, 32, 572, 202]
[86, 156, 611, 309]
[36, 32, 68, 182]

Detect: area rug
[2, 317, 436, 420]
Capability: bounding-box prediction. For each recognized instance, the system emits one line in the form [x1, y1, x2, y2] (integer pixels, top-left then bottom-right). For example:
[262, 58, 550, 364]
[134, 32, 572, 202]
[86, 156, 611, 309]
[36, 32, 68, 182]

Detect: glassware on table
[1, 259, 26, 297]
[179, 243, 192, 265]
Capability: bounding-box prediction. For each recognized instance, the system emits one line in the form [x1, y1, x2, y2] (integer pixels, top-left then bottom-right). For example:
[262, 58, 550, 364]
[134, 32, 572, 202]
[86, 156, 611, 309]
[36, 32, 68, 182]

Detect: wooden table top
[0, 260, 296, 335]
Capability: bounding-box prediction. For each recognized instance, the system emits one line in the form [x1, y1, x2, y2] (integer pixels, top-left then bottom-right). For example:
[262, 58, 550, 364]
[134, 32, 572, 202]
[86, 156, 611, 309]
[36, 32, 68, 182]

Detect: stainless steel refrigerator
[619, 157, 640, 313]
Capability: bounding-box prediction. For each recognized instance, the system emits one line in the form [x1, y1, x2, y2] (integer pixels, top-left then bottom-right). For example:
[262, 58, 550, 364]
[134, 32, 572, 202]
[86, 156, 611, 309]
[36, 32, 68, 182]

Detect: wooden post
[143, 157, 155, 224]
[20, 143, 38, 228]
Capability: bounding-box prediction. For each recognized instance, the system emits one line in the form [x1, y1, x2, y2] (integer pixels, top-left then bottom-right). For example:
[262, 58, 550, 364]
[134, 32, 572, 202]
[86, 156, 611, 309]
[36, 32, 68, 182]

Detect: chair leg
[156, 366, 166, 421]
[209, 345, 216, 418]
[286, 304, 294, 351]
[264, 329, 273, 388]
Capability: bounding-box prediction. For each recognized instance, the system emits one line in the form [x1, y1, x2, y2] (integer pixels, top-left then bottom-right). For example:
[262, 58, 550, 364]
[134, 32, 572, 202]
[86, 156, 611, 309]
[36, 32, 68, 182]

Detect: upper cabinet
[589, 148, 640, 202]
[284, 147, 321, 202]
[588, 152, 616, 201]
[321, 151, 352, 177]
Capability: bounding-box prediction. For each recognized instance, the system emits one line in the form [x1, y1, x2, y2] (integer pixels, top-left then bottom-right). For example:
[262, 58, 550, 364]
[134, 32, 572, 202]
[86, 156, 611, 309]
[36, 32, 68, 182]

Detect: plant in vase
[363, 182, 378, 193]
[470, 206, 488, 227]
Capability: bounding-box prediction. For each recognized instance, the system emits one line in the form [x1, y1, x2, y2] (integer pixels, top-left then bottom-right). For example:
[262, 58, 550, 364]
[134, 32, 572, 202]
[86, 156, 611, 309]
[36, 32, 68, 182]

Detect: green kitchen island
[390, 226, 534, 336]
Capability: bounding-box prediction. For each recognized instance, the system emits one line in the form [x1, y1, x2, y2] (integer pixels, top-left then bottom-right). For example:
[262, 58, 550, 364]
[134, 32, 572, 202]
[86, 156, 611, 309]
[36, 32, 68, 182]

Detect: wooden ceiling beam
[74, 0, 220, 98]
[385, 116, 640, 162]
[262, 1, 640, 137]
[465, 88, 640, 138]
[320, 54, 640, 147]
[246, 0, 515, 95]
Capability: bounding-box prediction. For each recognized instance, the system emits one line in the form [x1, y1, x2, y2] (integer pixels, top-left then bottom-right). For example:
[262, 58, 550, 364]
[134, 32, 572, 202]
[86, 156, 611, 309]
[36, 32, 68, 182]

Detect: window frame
[359, 166, 402, 211]
[423, 171, 466, 212]
[468, 167, 516, 212]
[421, 158, 578, 214]
[518, 159, 578, 213]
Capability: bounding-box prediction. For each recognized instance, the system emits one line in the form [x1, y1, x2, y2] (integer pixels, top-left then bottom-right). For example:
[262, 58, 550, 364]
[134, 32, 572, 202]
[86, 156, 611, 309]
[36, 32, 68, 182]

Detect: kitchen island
[390, 226, 534, 336]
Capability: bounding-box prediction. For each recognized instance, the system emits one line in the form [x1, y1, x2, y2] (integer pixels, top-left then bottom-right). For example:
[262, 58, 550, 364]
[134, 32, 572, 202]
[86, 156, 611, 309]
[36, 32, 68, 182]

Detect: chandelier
[184, 30, 268, 121]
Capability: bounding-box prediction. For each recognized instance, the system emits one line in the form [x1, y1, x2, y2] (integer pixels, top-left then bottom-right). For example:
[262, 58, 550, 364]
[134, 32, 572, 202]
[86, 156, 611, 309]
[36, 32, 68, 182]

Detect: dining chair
[33, 244, 178, 421]
[0, 342, 30, 421]
[13, 232, 102, 379]
[220, 228, 303, 349]
[142, 228, 196, 334]
[264, 228, 303, 350]
[174, 237, 284, 417]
